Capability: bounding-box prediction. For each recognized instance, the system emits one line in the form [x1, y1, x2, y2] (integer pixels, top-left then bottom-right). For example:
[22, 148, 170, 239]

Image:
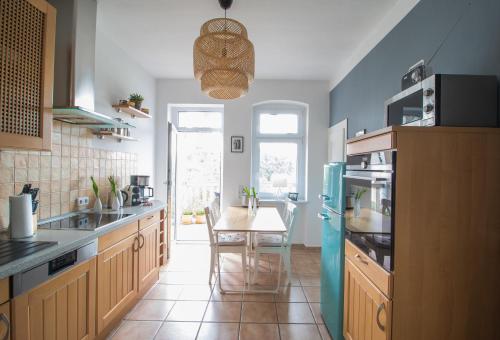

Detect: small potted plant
[195, 210, 206, 224]
[181, 210, 193, 225]
[108, 176, 120, 211]
[243, 186, 258, 216]
[90, 176, 102, 211]
[129, 93, 144, 110]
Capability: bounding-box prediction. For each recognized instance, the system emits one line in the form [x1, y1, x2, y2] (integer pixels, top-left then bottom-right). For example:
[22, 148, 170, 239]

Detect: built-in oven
[344, 151, 395, 272]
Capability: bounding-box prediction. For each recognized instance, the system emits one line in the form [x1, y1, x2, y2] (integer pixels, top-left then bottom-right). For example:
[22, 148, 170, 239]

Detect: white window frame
[170, 105, 224, 133]
[251, 103, 306, 200]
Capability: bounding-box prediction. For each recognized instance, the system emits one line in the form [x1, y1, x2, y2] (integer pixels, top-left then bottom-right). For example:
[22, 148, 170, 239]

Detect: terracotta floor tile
[241, 302, 277, 323]
[239, 323, 280, 340]
[110, 320, 162, 339]
[317, 324, 332, 340]
[203, 301, 242, 322]
[276, 302, 315, 323]
[126, 300, 175, 321]
[303, 286, 321, 303]
[242, 291, 275, 302]
[166, 301, 208, 321]
[279, 324, 322, 340]
[309, 303, 324, 324]
[177, 284, 213, 301]
[144, 284, 183, 300]
[276, 286, 307, 302]
[211, 286, 244, 301]
[299, 274, 321, 287]
[154, 321, 200, 340]
[159, 271, 208, 285]
[218, 272, 246, 286]
[197, 322, 239, 340]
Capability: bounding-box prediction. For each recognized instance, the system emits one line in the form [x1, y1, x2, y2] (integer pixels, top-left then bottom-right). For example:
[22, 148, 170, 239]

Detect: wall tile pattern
[0, 121, 137, 229]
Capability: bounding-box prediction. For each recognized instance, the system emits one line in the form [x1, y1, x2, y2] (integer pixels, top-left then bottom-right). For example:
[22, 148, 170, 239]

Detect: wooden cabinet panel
[0, 278, 9, 305]
[345, 240, 392, 297]
[0, 302, 10, 340]
[139, 212, 161, 230]
[98, 221, 138, 252]
[0, 0, 55, 150]
[344, 259, 391, 340]
[12, 258, 96, 340]
[96, 233, 138, 334]
[346, 131, 396, 156]
[138, 222, 160, 292]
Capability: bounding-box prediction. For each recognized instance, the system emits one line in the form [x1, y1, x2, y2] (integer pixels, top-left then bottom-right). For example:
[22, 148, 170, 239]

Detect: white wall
[93, 27, 156, 185]
[155, 79, 329, 246]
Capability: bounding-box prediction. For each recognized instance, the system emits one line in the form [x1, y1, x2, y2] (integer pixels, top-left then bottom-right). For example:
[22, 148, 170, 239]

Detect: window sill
[259, 199, 308, 204]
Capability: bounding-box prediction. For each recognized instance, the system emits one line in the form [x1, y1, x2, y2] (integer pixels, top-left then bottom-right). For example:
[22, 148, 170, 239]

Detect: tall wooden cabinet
[0, 0, 55, 150]
[344, 126, 500, 340]
[11, 258, 96, 340]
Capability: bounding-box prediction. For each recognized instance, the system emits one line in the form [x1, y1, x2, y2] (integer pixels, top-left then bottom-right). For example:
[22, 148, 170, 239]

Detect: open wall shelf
[92, 131, 139, 142]
[112, 104, 151, 118]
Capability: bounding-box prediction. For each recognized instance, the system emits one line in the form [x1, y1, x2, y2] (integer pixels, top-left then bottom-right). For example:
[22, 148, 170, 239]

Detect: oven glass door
[344, 171, 393, 271]
[387, 89, 423, 126]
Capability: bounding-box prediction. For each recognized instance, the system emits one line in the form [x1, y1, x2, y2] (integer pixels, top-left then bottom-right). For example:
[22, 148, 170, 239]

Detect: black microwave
[385, 74, 498, 127]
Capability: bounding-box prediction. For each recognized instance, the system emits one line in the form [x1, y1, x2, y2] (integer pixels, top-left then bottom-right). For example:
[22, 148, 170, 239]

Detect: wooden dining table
[212, 206, 287, 294]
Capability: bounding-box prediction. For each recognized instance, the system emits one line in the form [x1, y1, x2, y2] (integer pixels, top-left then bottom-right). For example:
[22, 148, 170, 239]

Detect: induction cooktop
[38, 213, 134, 231]
[0, 240, 57, 266]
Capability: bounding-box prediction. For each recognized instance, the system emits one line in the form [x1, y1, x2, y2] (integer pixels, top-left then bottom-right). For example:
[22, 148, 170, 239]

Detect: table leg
[274, 232, 284, 294]
[215, 231, 224, 294]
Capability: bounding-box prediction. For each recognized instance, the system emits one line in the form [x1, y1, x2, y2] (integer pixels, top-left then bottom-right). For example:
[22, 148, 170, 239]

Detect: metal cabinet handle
[354, 253, 368, 265]
[0, 313, 10, 340]
[133, 236, 140, 252]
[139, 234, 145, 248]
[146, 215, 154, 220]
[317, 213, 330, 220]
[376, 303, 386, 331]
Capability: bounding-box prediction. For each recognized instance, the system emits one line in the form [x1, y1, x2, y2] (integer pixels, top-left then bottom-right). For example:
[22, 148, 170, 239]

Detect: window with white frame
[251, 103, 306, 200]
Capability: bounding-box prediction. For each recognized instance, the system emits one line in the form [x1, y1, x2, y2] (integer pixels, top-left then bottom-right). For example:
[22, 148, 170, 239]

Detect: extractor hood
[49, 0, 133, 129]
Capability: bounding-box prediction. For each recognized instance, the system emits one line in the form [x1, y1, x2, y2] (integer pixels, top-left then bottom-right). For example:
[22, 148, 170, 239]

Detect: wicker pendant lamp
[193, 0, 254, 100]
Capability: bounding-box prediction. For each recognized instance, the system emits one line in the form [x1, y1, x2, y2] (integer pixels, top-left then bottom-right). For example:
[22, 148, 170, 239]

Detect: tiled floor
[109, 243, 331, 340]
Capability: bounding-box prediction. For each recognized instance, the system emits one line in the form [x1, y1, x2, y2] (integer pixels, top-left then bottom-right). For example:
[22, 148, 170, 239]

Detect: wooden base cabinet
[138, 222, 160, 292]
[12, 258, 96, 340]
[344, 259, 391, 340]
[0, 302, 10, 340]
[96, 234, 139, 334]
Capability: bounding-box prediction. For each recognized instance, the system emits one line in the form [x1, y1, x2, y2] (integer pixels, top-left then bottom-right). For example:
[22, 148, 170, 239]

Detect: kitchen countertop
[0, 200, 166, 279]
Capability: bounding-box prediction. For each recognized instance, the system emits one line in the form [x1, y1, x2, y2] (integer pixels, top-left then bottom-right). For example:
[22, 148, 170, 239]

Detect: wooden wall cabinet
[344, 259, 391, 340]
[96, 233, 139, 334]
[11, 258, 96, 340]
[0, 0, 56, 151]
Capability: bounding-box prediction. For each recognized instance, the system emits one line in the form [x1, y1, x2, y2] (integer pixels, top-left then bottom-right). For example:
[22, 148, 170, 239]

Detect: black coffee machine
[129, 175, 154, 206]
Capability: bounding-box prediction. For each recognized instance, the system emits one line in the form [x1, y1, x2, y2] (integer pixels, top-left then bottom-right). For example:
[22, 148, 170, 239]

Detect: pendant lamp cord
[223, 8, 227, 57]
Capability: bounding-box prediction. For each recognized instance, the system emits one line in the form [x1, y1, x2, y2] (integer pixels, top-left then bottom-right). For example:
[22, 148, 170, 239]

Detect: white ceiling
[97, 0, 418, 84]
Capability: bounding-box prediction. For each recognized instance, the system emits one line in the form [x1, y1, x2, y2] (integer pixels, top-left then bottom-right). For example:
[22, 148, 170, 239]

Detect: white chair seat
[255, 233, 284, 247]
[217, 233, 246, 246]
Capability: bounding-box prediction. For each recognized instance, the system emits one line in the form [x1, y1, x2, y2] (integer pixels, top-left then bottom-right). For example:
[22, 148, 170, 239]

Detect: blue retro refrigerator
[318, 162, 345, 340]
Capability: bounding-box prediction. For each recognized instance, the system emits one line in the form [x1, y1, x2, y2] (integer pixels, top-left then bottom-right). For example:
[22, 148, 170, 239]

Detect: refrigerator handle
[318, 194, 330, 200]
[317, 213, 330, 220]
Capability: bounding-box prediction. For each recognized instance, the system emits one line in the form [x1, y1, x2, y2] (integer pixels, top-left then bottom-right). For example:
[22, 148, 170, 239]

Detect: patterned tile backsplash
[0, 121, 137, 229]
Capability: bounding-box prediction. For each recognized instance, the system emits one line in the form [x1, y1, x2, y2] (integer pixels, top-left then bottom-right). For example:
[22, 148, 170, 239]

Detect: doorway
[168, 106, 223, 242]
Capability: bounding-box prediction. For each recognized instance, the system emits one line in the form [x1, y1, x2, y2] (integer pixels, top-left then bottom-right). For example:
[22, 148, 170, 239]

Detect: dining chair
[210, 197, 221, 223]
[252, 202, 297, 283]
[205, 206, 248, 285]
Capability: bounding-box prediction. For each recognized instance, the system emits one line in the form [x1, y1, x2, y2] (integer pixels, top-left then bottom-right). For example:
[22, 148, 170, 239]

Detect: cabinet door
[344, 259, 391, 340]
[12, 258, 96, 340]
[97, 233, 139, 334]
[0, 0, 55, 150]
[0, 302, 10, 340]
[138, 222, 160, 292]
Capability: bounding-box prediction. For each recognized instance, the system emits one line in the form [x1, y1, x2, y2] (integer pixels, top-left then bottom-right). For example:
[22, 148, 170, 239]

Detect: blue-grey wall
[329, 0, 500, 137]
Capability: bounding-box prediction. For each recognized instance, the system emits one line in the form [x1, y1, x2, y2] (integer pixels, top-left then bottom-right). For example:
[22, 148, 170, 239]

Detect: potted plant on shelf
[181, 210, 193, 225]
[108, 176, 120, 211]
[195, 210, 206, 224]
[129, 93, 144, 110]
[90, 176, 102, 211]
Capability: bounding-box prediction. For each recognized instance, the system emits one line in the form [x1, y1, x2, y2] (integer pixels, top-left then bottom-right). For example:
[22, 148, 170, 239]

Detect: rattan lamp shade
[194, 18, 254, 100]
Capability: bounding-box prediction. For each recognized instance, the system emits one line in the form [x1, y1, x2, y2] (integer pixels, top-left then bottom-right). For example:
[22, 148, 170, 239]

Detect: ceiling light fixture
[193, 0, 254, 100]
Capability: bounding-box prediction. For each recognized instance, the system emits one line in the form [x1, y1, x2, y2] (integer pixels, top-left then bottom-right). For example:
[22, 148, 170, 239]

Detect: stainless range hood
[49, 0, 134, 129]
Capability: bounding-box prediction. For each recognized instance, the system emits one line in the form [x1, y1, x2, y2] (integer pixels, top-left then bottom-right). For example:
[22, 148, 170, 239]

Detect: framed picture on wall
[231, 136, 244, 153]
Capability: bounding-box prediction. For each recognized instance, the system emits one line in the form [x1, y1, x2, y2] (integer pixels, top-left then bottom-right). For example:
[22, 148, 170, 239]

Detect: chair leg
[209, 247, 215, 284]
[241, 248, 247, 285]
[253, 251, 260, 284]
[285, 251, 292, 282]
